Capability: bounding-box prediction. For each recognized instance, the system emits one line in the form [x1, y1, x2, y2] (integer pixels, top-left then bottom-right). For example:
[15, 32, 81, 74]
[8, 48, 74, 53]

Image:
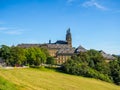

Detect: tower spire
[66, 28, 72, 47]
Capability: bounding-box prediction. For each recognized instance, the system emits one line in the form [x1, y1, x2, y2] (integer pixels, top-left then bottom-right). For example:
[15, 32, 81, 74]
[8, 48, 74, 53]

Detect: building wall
[48, 49, 58, 57]
[56, 55, 71, 64]
[47, 48, 72, 64]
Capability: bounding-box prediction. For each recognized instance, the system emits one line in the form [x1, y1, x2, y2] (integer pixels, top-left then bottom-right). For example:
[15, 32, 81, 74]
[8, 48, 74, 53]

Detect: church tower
[66, 28, 72, 47]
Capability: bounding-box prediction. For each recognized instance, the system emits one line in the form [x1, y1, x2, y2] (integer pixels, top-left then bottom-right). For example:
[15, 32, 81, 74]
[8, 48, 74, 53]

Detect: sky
[0, 0, 120, 54]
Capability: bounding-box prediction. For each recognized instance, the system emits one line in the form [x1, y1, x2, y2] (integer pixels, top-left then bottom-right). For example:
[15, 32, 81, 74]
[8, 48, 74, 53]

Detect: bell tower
[66, 28, 72, 47]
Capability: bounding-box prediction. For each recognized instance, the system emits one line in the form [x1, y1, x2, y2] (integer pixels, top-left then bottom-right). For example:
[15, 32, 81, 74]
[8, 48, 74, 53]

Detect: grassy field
[0, 67, 120, 90]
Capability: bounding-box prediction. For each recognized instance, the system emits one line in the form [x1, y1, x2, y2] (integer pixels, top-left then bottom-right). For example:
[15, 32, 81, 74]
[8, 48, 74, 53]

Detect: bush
[62, 60, 112, 83]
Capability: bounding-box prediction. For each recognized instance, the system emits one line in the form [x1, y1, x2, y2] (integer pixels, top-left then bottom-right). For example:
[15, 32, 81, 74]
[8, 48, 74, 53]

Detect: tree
[87, 49, 110, 75]
[34, 47, 47, 65]
[118, 56, 120, 65]
[61, 50, 112, 83]
[9, 46, 26, 66]
[89, 60, 95, 68]
[25, 47, 47, 66]
[41, 47, 50, 58]
[46, 56, 56, 65]
[62, 58, 112, 83]
[109, 60, 120, 85]
[0, 45, 11, 65]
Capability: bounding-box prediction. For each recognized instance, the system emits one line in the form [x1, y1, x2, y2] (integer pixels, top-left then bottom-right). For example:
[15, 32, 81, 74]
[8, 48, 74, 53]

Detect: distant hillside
[0, 68, 120, 90]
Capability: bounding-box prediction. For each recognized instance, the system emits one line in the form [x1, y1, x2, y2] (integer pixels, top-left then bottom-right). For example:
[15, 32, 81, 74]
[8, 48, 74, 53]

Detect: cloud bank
[82, 0, 107, 10]
[67, 0, 75, 3]
[66, 0, 107, 11]
[0, 26, 23, 35]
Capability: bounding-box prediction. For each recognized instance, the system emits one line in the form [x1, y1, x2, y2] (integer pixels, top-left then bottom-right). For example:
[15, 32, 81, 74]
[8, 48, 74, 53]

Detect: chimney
[49, 40, 51, 44]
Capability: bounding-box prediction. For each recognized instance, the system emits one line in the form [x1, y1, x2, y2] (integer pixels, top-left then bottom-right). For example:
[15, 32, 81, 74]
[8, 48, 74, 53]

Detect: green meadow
[0, 68, 120, 90]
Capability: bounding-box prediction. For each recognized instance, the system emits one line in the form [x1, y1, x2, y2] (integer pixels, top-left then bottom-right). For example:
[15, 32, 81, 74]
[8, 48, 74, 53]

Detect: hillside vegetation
[1, 45, 120, 85]
[0, 68, 120, 90]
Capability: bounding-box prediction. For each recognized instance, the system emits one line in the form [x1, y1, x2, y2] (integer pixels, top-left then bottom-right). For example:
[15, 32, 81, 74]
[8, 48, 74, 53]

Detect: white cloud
[82, 0, 107, 10]
[67, 0, 76, 5]
[67, 0, 75, 3]
[0, 26, 24, 35]
[5, 30, 23, 35]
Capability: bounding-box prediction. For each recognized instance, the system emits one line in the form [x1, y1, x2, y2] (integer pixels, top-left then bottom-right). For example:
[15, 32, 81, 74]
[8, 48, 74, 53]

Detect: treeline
[0, 45, 55, 66]
[61, 49, 120, 85]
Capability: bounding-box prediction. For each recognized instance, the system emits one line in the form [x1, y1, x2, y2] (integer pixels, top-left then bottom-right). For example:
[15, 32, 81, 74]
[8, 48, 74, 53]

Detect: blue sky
[0, 0, 120, 54]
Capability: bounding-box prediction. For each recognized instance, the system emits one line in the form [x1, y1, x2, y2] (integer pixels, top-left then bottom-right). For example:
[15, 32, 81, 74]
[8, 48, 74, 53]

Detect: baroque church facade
[18, 28, 87, 64]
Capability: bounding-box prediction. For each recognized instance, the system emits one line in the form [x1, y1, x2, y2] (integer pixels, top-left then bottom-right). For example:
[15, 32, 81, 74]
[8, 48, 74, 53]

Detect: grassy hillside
[0, 76, 19, 90]
[0, 68, 120, 90]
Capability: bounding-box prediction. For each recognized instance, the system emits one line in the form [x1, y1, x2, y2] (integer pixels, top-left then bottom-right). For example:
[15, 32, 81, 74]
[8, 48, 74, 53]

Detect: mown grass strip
[0, 76, 18, 90]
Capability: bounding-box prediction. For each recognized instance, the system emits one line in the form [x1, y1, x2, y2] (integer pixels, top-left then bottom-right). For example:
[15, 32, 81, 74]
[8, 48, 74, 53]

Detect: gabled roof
[75, 45, 87, 53]
[55, 40, 68, 44]
[46, 44, 70, 49]
[99, 50, 115, 60]
[17, 44, 40, 48]
[18, 43, 70, 49]
[57, 48, 75, 55]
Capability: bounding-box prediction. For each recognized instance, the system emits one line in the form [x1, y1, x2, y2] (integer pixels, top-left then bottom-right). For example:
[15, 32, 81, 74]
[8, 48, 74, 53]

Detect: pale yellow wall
[48, 49, 57, 57]
[56, 55, 71, 64]
[47, 48, 72, 64]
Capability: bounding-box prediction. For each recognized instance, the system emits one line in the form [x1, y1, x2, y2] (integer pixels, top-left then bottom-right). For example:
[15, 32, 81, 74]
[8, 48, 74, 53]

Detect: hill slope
[0, 68, 120, 90]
